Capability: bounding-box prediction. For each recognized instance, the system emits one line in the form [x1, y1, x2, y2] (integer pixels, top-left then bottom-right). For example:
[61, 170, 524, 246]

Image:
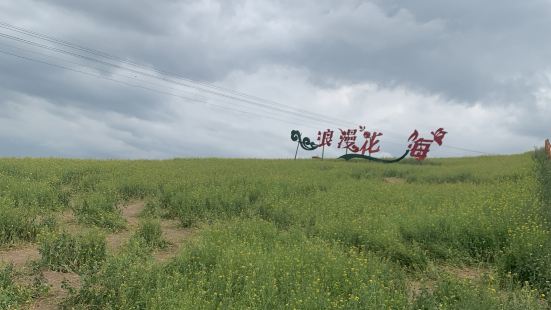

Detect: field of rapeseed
[0, 151, 550, 309]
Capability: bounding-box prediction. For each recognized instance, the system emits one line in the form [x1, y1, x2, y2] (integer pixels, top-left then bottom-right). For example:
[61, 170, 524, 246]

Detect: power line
[0, 31, 427, 146]
[0, 39, 208, 100]
[0, 21, 357, 127]
[0, 48, 319, 129]
[0, 22, 352, 128]
[0, 22, 491, 155]
[0, 39, 328, 129]
[0, 44, 489, 156]
[0, 31, 352, 129]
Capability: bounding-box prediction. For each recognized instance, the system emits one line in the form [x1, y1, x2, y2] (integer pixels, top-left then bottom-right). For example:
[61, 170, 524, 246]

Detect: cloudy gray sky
[0, 0, 549, 159]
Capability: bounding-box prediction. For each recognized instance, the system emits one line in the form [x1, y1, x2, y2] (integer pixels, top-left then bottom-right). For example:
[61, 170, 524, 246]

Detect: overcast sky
[0, 0, 549, 159]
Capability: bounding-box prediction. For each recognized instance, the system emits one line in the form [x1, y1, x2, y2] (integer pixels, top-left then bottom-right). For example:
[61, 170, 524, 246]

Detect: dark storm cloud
[32, 0, 551, 105]
[44, 0, 182, 34]
[0, 48, 177, 119]
[285, 1, 551, 104]
[0, 0, 549, 158]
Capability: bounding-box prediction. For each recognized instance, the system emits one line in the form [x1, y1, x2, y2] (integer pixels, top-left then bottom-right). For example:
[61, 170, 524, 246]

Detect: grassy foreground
[0, 151, 550, 309]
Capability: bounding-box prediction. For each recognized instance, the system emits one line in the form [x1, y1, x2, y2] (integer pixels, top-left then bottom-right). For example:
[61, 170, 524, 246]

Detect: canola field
[0, 150, 550, 309]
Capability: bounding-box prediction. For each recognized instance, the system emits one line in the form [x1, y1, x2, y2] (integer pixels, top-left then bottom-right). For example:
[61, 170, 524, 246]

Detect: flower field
[0, 151, 550, 309]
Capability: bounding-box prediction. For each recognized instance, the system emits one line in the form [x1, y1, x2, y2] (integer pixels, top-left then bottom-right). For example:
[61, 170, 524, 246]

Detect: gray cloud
[41, 0, 551, 104]
[45, 0, 182, 34]
[0, 0, 549, 158]
[0, 45, 180, 120]
[9, 1, 546, 101]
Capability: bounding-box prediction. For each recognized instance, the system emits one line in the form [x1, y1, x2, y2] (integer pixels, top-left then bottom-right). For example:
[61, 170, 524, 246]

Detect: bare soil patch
[0, 244, 40, 268]
[407, 280, 434, 302]
[106, 201, 194, 260]
[443, 266, 488, 281]
[154, 219, 194, 263]
[31, 270, 80, 310]
[16, 201, 193, 309]
[384, 177, 405, 184]
[120, 201, 145, 227]
[58, 209, 81, 234]
[106, 201, 146, 252]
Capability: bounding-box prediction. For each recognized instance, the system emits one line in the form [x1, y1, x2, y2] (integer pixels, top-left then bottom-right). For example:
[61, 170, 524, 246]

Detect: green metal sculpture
[338, 150, 409, 163]
[291, 130, 319, 159]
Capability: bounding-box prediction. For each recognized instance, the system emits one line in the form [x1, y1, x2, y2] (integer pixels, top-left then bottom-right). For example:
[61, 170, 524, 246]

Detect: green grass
[0, 265, 33, 309]
[0, 152, 549, 308]
[132, 219, 168, 249]
[38, 229, 106, 272]
[72, 193, 126, 231]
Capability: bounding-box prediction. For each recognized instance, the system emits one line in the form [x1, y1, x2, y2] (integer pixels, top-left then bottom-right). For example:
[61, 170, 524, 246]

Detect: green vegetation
[0, 265, 32, 309]
[133, 219, 167, 249]
[0, 152, 549, 308]
[72, 194, 126, 231]
[39, 229, 106, 272]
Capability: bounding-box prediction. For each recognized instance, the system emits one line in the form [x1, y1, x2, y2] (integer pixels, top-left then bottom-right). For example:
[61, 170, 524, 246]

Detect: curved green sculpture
[338, 150, 409, 163]
[291, 130, 318, 151]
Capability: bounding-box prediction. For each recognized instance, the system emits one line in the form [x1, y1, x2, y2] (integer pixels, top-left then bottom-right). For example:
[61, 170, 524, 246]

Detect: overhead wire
[0, 21, 353, 127]
[0, 29, 351, 129]
[0, 22, 491, 155]
[0, 40, 326, 129]
[0, 35, 333, 128]
[0, 48, 318, 129]
[0, 30, 405, 139]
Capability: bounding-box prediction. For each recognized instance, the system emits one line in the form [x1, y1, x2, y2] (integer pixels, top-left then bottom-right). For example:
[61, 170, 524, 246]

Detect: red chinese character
[431, 128, 447, 146]
[338, 128, 358, 151]
[338, 126, 383, 155]
[358, 129, 383, 155]
[317, 129, 334, 147]
[408, 130, 434, 161]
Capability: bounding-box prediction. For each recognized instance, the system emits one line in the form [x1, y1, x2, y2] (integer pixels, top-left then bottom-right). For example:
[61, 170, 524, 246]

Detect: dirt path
[106, 201, 145, 252]
[25, 210, 83, 310]
[31, 270, 80, 310]
[154, 219, 194, 262]
[106, 201, 193, 258]
[384, 177, 405, 184]
[0, 244, 40, 268]
[59, 209, 81, 234]
[442, 265, 489, 281]
[4, 201, 192, 309]
[106, 201, 145, 253]
[27, 202, 144, 310]
[0, 207, 88, 269]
